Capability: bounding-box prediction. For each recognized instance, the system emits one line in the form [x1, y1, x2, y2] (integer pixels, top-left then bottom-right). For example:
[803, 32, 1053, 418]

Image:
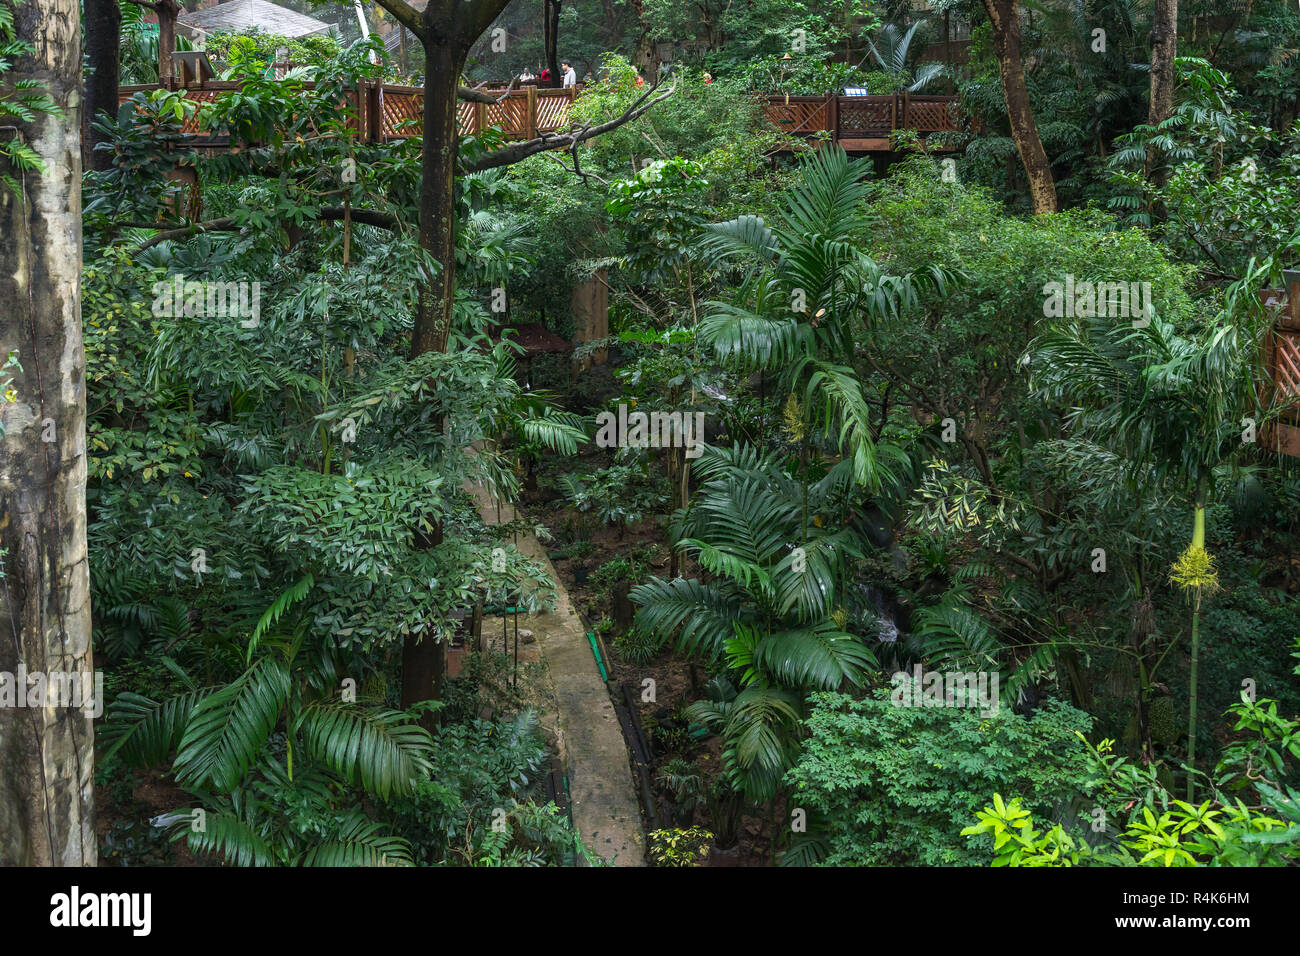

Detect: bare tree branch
[462, 76, 677, 174]
[371, 0, 426, 43]
[549, 140, 608, 186]
[457, 79, 517, 104]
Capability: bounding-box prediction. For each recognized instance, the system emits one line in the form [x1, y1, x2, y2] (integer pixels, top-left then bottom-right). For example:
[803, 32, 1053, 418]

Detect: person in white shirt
[561, 60, 577, 88]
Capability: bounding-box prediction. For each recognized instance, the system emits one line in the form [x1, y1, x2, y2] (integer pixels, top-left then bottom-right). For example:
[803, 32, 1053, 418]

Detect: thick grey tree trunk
[0, 0, 95, 866]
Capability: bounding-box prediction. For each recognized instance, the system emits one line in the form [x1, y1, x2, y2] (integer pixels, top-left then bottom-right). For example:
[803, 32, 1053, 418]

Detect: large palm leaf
[297, 703, 434, 800]
[172, 656, 292, 791]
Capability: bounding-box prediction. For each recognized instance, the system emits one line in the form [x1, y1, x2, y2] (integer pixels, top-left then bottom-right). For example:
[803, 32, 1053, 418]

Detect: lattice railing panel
[838, 98, 892, 136]
[908, 99, 957, 132]
[536, 91, 574, 131]
[484, 96, 528, 137]
[762, 99, 830, 135]
[380, 88, 423, 138]
[1272, 331, 1300, 399]
[456, 101, 476, 134]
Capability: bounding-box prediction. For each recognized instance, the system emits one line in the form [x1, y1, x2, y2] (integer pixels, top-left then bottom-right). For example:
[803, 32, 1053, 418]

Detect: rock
[519, 628, 536, 644]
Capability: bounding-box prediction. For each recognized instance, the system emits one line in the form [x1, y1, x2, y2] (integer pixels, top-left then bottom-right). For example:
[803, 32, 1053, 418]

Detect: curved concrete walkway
[470, 485, 645, 866]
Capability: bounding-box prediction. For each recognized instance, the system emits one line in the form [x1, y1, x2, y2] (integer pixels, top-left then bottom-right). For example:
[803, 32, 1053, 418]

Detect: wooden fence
[119, 81, 957, 151]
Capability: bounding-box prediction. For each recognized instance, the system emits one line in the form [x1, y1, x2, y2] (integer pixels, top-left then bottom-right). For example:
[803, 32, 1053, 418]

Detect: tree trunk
[1148, 0, 1179, 129]
[981, 0, 1057, 214]
[401, 626, 445, 727]
[1147, 0, 1179, 193]
[629, 0, 655, 75]
[0, 0, 95, 866]
[543, 0, 561, 87]
[410, 41, 465, 357]
[83, 0, 121, 171]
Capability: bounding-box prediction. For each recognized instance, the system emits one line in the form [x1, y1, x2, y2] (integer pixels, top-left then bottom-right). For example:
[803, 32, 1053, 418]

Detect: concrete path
[469, 485, 645, 866]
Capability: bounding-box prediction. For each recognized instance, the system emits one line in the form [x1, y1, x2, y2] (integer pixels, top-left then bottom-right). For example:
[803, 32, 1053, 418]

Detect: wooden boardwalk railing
[761, 92, 958, 150]
[118, 81, 958, 151]
[118, 81, 581, 143]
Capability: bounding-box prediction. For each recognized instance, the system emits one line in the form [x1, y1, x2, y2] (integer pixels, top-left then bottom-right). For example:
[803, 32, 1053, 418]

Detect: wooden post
[476, 100, 487, 135]
[367, 80, 382, 142]
[158, 0, 179, 86]
[526, 84, 538, 138]
[828, 92, 839, 143]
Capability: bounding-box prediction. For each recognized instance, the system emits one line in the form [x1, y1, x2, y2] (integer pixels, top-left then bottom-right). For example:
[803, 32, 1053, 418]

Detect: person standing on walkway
[562, 60, 577, 89]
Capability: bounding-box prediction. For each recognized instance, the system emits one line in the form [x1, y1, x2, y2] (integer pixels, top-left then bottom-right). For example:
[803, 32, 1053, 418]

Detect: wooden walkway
[118, 81, 958, 151]
[466, 481, 645, 866]
[764, 92, 958, 151]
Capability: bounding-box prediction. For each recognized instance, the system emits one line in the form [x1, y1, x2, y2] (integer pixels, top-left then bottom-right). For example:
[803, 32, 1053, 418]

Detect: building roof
[178, 0, 332, 40]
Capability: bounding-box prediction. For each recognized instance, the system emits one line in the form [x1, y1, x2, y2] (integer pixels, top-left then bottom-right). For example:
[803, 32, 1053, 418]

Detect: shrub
[784, 688, 1094, 865]
[648, 827, 713, 867]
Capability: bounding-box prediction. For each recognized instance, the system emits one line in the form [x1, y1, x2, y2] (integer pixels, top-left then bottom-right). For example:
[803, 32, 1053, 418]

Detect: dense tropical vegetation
[1, 0, 1299, 875]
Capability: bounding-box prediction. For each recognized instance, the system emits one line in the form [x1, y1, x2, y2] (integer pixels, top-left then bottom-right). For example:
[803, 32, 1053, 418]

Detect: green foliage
[1106, 58, 1300, 276]
[648, 826, 713, 866]
[784, 689, 1094, 866]
[964, 790, 1298, 867]
[967, 695, 1300, 866]
[612, 626, 663, 665]
[699, 147, 951, 490]
[0, 348, 19, 438]
[383, 710, 583, 866]
[202, 29, 343, 78]
[560, 462, 668, 529]
[634, 444, 881, 800]
[100, 615, 434, 866]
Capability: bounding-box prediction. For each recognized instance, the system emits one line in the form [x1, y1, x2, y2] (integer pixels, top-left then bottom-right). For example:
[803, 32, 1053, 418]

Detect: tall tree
[1145, 0, 1178, 192]
[372, 0, 513, 359]
[543, 0, 561, 84]
[367, 0, 671, 708]
[1147, 0, 1178, 129]
[981, 0, 1058, 213]
[82, 0, 120, 170]
[0, 0, 94, 865]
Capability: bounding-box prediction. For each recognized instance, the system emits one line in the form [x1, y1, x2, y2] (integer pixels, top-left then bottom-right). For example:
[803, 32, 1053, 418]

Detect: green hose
[585, 632, 608, 681]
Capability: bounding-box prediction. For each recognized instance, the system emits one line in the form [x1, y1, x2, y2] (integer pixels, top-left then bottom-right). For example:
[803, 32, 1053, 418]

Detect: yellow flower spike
[782, 393, 804, 443]
[1170, 545, 1219, 595]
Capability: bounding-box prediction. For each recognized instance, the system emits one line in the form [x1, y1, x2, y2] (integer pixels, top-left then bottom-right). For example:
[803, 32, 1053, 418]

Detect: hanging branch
[461, 75, 677, 174]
